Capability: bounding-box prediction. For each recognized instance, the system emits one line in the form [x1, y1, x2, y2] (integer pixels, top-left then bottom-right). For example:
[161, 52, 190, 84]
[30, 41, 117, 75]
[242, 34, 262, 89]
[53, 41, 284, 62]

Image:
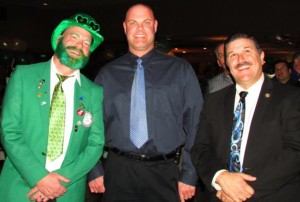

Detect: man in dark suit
[191, 33, 300, 202]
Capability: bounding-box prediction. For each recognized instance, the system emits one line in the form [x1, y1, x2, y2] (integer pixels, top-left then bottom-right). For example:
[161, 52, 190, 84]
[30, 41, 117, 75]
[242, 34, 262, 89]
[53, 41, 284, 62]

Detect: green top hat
[51, 13, 104, 52]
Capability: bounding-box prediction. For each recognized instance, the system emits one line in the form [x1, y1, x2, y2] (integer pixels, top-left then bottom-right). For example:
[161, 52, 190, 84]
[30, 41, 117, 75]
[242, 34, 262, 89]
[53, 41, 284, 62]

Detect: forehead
[63, 26, 92, 39]
[217, 44, 224, 53]
[126, 5, 154, 20]
[275, 62, 288, 68]
[226, 38, 256, 51]
[294, 58, 300, 62]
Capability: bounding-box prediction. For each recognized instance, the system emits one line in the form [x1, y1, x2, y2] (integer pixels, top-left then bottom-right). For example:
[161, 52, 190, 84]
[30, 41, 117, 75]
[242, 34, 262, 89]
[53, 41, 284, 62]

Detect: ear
[123, 21, 127, 35]
[260, 51, 265, 63]
[217, 59, 221, 67]
[57, 35, 63, 45]
[154, 20, 158, 33]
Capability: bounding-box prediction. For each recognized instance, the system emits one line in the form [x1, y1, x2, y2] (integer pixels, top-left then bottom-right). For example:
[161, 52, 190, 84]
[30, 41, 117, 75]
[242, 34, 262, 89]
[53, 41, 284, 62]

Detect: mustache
[66, 46, 84, 56]
[236, 62, 252, 69]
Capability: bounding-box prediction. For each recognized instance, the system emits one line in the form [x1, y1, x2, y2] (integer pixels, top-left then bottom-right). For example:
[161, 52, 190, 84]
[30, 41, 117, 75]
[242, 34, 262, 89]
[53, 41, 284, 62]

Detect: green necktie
[47, 74, 69, 161]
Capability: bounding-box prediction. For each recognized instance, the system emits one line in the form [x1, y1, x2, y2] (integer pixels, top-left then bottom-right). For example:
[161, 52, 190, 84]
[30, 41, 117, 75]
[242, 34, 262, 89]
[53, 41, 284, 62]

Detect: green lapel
[36, 61, 51, 135]
[65, 75, 91, 153]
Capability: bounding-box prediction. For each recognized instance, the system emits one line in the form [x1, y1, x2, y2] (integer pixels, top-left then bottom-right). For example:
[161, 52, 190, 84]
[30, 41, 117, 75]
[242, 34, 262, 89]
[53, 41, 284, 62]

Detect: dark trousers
[102, 151, 180, 202]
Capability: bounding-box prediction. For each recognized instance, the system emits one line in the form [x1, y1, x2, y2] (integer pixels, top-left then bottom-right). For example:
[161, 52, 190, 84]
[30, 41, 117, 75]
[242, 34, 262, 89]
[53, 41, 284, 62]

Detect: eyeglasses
[75, 15, 100, 33]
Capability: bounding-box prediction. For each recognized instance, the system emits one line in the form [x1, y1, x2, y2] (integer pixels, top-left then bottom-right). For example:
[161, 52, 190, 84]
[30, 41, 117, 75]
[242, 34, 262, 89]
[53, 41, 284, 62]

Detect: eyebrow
[69, 32, 92, 42]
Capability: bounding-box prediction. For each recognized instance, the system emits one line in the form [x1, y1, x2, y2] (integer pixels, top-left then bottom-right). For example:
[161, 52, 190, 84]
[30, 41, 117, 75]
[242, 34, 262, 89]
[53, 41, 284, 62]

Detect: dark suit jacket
[191, 75, 300, 202]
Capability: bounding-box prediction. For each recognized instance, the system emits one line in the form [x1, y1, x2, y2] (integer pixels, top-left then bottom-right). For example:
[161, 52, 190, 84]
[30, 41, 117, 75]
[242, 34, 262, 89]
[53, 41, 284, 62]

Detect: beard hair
[55, 39, 90, 70]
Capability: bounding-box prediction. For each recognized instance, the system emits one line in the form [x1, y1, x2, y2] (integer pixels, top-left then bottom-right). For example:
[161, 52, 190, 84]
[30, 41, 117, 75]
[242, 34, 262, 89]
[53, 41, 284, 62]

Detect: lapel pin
[77, 109, 84, 116]
[82, 111, 93, 127]
[79, 103, 85, 109]
[38, 79, 45, 89]
[265, 93, 270, 98]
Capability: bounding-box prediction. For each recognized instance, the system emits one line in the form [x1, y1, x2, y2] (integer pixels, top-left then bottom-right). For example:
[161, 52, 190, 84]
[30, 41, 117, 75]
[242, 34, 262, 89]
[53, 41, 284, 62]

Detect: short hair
[224, 33, 262, 58]
[293, 52, 300, 61]
[214, 42, 225, 58]
[274, 59, 291, 69]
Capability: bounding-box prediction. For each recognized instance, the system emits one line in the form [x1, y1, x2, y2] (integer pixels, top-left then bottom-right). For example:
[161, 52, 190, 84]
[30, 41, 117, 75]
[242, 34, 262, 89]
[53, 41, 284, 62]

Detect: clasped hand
[216, 171, 256, 202]
[27, 173, 70, 201]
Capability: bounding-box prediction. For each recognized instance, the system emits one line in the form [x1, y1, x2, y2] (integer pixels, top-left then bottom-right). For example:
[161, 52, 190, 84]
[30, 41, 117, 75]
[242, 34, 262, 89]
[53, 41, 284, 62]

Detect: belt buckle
[140, 154, 148, 161]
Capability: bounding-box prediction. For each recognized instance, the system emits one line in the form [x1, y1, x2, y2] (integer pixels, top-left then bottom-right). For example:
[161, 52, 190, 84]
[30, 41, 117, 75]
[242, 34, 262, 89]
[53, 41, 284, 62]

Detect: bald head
[125, 4, 156, 21]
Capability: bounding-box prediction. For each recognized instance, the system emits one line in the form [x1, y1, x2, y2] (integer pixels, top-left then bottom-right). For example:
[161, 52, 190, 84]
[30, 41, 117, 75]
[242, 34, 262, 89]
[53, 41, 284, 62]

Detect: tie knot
[56, 74, 69, 83]
[239, 91, 248, 99]
[136, 58, 142, 66]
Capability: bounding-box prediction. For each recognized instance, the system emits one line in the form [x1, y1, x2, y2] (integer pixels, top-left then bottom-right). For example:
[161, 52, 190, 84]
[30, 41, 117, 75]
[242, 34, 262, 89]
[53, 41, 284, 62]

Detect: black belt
[110, 148, 178, 162]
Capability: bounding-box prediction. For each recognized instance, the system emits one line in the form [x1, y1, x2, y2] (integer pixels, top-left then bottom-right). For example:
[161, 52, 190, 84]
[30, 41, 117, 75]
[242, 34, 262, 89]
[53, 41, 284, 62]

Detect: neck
[224, 69, 231, 77]
[280, 78, 290, 84]
[129, 46, 154, 58]
[53, 56, 76, 76]
[294, 66, 300, 73]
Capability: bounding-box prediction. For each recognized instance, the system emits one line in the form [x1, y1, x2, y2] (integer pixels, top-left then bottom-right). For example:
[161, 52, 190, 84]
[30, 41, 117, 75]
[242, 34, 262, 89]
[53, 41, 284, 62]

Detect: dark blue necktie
[229, 91, 248, 172]
[130, 58, 148, 148]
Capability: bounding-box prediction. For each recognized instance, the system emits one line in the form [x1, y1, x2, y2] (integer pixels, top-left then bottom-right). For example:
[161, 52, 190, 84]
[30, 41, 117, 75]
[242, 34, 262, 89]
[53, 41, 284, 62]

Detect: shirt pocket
[152, 85, 180, 113]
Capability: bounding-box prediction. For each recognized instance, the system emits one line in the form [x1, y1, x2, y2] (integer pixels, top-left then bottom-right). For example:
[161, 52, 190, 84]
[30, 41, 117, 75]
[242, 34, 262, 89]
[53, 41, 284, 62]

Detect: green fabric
[51, 13, 104, 52]
[0, 60, 105, 202]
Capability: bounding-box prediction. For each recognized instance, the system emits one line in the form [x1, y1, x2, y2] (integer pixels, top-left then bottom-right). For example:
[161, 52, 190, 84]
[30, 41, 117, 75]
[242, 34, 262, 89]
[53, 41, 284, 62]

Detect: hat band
[75, 15, 100, 33]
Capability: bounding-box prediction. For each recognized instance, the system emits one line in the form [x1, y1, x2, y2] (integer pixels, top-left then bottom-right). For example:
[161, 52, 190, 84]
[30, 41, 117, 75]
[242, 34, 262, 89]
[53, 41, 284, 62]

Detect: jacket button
[42, 152, 46, 156]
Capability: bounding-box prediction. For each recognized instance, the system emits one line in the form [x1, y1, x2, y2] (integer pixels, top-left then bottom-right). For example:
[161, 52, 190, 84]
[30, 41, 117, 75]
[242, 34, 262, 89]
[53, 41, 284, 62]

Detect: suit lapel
[67, 75, 89, 149]
[223, 86, 236, 158]
[243, 75, 273, 167]
[37, 61, 51, 135]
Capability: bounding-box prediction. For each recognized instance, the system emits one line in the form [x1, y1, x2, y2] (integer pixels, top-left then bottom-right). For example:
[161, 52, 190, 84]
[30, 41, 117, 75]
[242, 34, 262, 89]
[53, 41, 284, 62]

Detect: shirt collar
[236, 74, 264, 95]
[128, 49, 155, 69]
[50, 56, 81, 86]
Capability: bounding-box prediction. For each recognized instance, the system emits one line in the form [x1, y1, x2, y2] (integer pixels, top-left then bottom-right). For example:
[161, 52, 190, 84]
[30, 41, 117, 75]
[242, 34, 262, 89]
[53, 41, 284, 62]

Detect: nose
[137, 23, 144, 30]
[237, 53, 246, 63]
[75, 40, 83, 49]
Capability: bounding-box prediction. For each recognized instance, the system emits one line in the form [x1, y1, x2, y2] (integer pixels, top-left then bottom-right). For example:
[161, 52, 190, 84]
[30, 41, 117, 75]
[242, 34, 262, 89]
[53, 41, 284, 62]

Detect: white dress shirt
[212, 74, 264, 190]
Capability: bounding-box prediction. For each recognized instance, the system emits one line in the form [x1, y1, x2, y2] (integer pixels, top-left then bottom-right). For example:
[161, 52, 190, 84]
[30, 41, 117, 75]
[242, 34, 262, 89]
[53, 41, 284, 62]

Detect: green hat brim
[51, 19, 104, 52]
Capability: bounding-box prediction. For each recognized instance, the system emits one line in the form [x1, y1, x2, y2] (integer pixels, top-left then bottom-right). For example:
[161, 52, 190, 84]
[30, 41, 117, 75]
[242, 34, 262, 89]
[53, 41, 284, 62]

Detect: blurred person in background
[207, 42, 233, 94]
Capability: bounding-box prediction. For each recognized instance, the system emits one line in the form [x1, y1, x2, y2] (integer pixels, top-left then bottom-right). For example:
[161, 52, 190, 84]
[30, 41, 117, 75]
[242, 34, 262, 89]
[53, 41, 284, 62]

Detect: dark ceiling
[0, 0, 300, 61]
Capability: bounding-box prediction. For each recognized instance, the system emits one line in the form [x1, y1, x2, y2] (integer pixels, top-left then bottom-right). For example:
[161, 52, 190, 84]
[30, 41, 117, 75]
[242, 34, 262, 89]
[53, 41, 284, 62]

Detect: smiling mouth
[236, 62, 252, 70]
[237, 66, 250, 70]
[68, 49, 82, 57]
[135, 34, 145, 38]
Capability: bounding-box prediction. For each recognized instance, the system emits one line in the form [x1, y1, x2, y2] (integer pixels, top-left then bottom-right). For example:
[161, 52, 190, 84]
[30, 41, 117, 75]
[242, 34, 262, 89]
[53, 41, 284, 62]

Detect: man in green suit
[0, 13, 105, 202]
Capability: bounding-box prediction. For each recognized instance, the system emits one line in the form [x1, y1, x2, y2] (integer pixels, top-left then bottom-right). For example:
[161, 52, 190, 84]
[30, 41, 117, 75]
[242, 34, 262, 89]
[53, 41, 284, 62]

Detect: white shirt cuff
[211, 169, 227, 191]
